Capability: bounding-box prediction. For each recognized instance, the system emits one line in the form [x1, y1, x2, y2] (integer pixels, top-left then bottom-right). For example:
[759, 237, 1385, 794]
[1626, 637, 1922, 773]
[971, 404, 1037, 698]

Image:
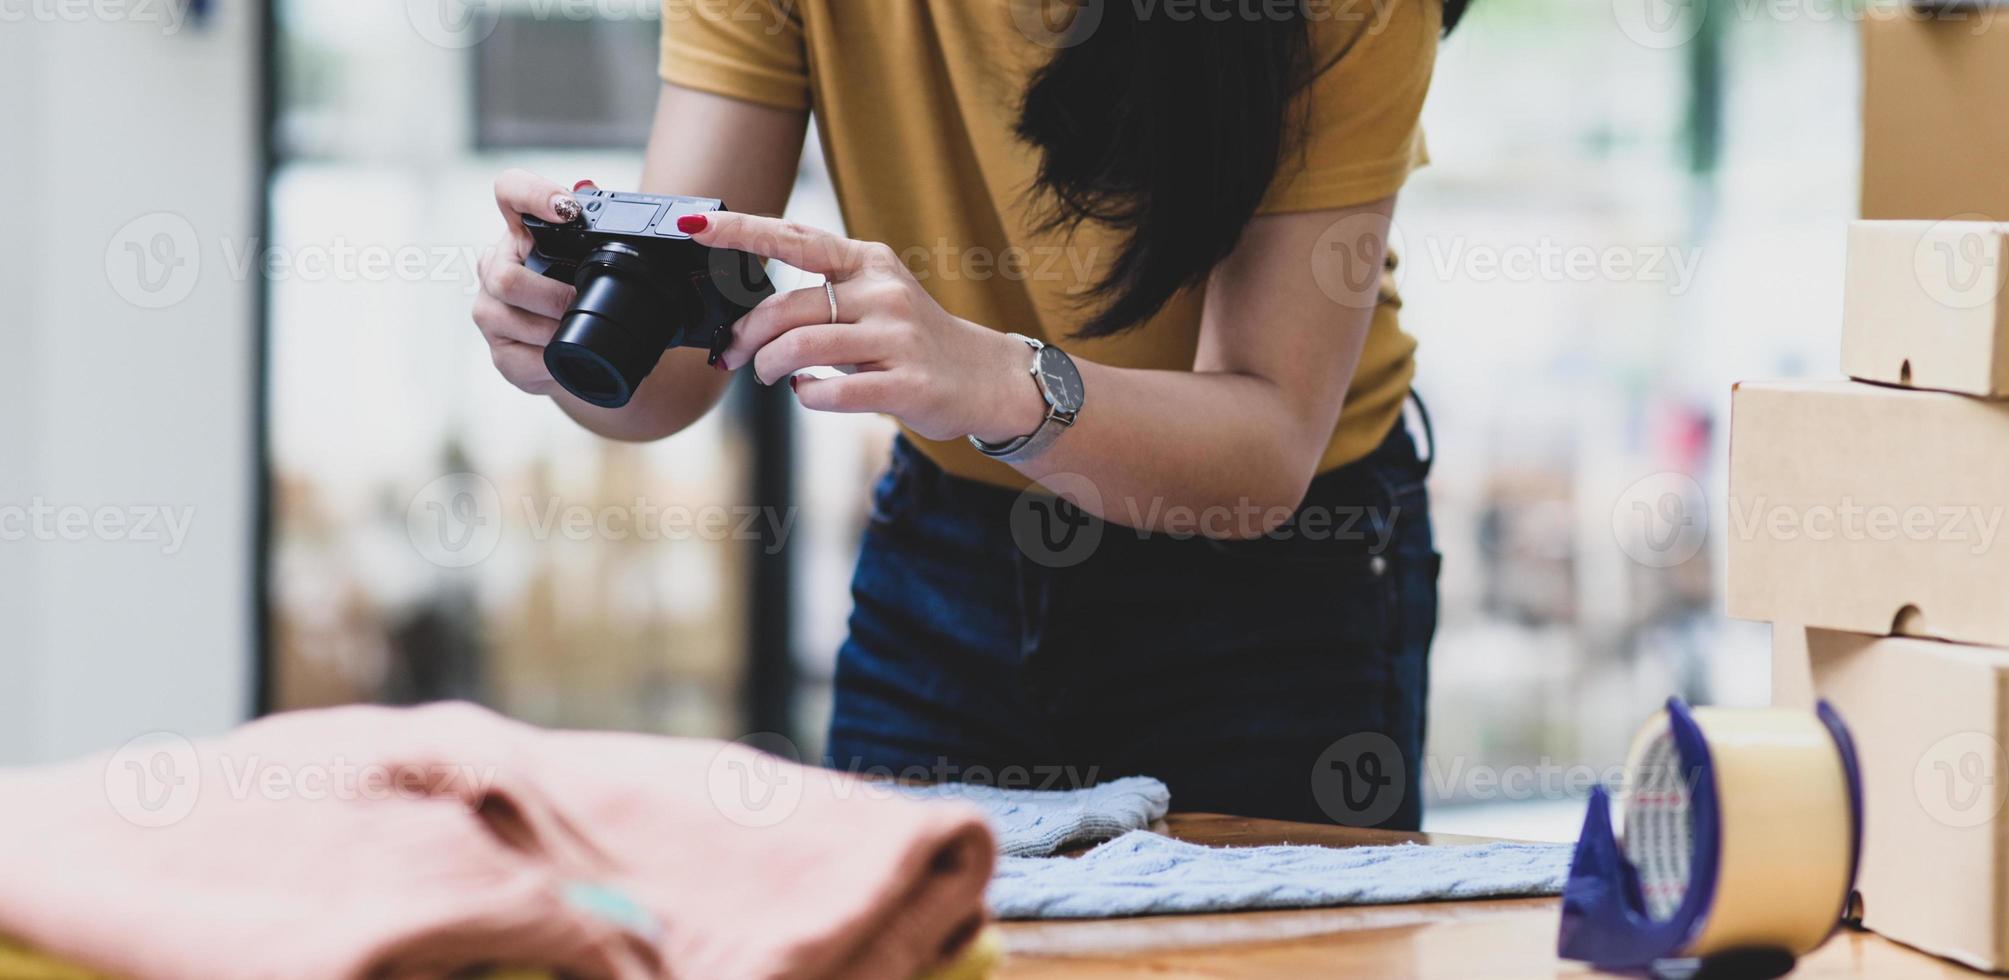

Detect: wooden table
[993, 814, 1983, 979]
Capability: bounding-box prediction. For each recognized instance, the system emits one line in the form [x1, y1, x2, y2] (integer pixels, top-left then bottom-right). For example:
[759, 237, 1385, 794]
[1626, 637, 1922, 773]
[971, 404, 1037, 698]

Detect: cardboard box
[1727, 381, 2009, 646]
[1772, 622, 1816, 710]
[1862, 6, 2009, 222]
[1843, 221, 2009, 397]
[1805, 628, 2009, 971]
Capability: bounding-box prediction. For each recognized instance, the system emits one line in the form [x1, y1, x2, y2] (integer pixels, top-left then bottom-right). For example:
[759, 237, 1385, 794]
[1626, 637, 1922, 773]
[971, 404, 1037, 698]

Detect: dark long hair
[1016, 0, 1474, 338]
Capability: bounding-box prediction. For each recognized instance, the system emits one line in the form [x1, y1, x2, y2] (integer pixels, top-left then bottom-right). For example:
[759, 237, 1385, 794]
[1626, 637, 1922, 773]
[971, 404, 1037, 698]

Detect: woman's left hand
[680, 211, 1047, 444]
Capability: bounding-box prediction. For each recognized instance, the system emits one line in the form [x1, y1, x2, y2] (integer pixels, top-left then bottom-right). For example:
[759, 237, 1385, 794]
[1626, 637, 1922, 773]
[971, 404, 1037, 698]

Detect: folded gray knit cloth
[893, 776, 1172, 857]
[987, 830, 1573, 919]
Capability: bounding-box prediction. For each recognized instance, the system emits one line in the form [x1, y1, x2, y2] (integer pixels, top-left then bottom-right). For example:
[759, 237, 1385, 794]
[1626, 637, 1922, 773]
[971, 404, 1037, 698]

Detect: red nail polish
[788, 376, 800, 393]
[573, 179, 598, 191]
[677, 214, 709, 234]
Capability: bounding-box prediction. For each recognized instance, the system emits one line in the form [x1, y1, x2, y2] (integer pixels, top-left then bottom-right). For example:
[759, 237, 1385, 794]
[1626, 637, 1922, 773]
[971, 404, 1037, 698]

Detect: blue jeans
[826, 413, 1440, 830]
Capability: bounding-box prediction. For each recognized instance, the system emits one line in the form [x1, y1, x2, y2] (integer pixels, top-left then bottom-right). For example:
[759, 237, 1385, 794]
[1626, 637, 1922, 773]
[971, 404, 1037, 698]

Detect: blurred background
[1, 0, 1863, 840]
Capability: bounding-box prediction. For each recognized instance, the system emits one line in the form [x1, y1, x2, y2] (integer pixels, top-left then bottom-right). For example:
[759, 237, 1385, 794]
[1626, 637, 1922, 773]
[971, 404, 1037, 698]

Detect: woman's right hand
[472, 169, 589, 397]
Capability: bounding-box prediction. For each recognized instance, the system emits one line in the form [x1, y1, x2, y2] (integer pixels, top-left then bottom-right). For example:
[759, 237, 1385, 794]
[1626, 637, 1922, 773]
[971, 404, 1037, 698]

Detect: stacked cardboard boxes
[1735, 66, 2009, 963]
[1729, 10, 2009, 967]
[1734, 219, 2009, 970]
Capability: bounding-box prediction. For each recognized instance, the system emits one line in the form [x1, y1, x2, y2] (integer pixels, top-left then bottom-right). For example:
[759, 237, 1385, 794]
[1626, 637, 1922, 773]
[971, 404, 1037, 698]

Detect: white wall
[0, 2, 260, 764]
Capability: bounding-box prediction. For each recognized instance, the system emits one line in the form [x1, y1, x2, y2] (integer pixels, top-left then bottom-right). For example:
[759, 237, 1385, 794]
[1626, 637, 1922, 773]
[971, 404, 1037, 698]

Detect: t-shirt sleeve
[658, 0, 811, 111]
[1259, 0, 1441, 214]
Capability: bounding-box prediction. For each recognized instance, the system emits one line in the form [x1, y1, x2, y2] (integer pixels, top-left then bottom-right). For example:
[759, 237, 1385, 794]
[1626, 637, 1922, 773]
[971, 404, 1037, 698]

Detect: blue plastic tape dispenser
[1557, 698, 1863, 979]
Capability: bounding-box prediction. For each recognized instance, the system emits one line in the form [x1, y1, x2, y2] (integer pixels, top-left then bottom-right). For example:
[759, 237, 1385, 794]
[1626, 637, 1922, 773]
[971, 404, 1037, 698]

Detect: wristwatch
[969, 333, 1084, 464]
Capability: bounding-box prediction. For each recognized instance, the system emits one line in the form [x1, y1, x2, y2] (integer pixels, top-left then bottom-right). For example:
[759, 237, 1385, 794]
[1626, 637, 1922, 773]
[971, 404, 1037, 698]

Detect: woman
[473, 0, 1464, 829]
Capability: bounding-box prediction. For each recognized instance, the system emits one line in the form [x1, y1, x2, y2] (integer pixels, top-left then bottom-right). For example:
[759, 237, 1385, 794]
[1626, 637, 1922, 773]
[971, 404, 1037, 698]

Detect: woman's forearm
[1006, 356, 1361, 539]
[684, 200, 1391, 523]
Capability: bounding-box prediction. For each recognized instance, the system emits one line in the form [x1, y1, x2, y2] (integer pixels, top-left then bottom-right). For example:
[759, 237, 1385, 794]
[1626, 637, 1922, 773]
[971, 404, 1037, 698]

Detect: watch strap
[969, 335, 1073, 464]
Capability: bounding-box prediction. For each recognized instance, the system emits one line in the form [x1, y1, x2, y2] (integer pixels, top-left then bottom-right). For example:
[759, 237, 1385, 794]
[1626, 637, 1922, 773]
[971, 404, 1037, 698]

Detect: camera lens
[544, 341, 629, 406]
[544, 243, 691, 408]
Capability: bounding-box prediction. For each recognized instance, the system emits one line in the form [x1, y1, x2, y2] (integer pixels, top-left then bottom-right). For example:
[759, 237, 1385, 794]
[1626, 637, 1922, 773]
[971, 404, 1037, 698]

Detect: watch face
[1035, 346, 1085, 414]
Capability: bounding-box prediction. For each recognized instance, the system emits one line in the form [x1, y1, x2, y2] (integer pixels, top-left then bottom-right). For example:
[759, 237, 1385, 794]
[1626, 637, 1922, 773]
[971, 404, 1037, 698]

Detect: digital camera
[523, 189, 774, 408]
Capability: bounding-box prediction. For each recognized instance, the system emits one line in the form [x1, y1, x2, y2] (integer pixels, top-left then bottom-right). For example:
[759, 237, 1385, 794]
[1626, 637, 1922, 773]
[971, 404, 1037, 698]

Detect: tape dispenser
[1558, 698, 1863, 978]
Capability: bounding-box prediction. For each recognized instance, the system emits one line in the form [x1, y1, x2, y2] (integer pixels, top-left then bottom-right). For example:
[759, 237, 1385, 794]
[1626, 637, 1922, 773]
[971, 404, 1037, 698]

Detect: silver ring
[825, 281, 839, 323]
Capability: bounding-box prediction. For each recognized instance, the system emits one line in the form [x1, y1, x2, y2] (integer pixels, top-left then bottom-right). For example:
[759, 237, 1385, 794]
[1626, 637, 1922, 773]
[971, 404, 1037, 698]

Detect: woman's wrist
[969, 330, 1051, 445]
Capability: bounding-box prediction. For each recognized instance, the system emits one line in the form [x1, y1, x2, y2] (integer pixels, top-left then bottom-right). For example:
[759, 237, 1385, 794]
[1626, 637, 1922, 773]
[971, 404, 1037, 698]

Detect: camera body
[523, 189, 773, 408]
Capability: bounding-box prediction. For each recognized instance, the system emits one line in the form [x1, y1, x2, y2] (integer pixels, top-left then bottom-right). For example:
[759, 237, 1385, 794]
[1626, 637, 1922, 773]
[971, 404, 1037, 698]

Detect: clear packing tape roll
[1558, 698, 1863, 977]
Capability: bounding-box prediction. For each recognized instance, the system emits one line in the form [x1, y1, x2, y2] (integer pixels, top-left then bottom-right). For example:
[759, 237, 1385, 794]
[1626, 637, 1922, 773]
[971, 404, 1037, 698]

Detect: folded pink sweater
[0, 703, 994, 980]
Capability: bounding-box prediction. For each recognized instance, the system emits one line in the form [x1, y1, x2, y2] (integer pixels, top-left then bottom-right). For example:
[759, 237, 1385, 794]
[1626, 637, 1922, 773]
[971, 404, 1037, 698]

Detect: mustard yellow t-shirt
[661, 0, 1439, 487]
